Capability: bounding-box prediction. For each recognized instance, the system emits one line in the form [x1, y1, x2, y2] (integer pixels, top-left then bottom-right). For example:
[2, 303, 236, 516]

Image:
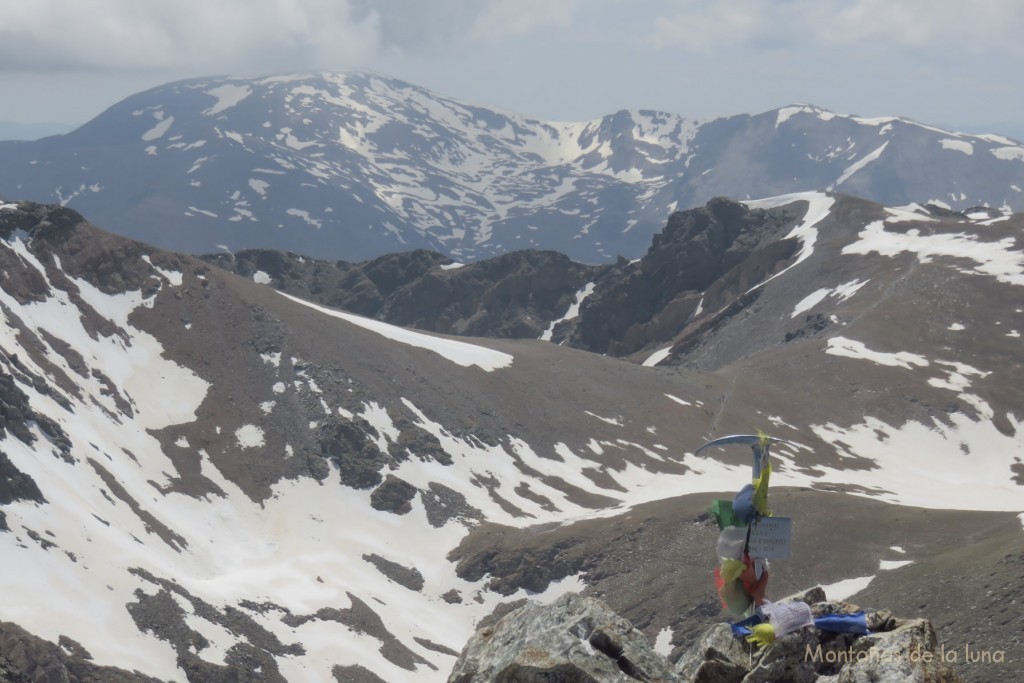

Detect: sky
[1, 0, 1023, 140]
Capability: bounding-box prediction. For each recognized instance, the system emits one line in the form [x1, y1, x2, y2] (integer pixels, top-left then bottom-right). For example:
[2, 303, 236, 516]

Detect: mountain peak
[2, 73, 1023, 265]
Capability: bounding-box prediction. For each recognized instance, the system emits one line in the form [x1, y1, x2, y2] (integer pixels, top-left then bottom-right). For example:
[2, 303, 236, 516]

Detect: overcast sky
[2, 0, 1022, 139]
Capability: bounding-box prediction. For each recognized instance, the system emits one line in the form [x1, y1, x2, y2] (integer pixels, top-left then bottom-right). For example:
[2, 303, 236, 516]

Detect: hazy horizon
[1, 1, 1021, 142]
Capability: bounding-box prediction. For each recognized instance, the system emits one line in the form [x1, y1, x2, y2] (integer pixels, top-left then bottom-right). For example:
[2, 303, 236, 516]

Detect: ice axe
[694, 433, 798, 479]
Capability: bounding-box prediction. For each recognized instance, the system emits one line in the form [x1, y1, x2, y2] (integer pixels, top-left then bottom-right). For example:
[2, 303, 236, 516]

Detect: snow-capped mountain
[0, 196, 1021, 682]
[1, 73, 1023, 263]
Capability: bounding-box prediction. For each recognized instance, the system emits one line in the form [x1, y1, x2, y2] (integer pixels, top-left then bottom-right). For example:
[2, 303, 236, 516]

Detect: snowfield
[2, 191, 1023, 682]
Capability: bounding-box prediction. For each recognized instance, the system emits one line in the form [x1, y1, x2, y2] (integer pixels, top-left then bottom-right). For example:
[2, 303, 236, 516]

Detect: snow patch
[884, 205, 937, 223]
[585, 411, 623, 426]
[541, 283, 595, 341]
[248, 179, 270, 196]
[939, 138, 973, 155]
[642, 347, 673, 367]
[991, 146, 1024, 161]
[286, 208, 322, 229]
[789, 279, 872, 319]
[235, 425, 265, 449]
[767, 415, 797, 430]
[792, 288, 829, 317]
[826, 337, 928, 369]
[279, 293, 513, 371]
[879, 559, 914, 570]
[775, 105, 822, 126]
[842, 220, 1024, 286]
[821, 575, 874, 601]
[203, 84, 252, 116]
[280, 127, 317, 150]
[141, 115, 174, 142]
[742, 192, 835, 291]
[810, 411, 1024, 511]
[140, 254, 183, 287]
[654, 627, 674, 657]
[252, 270, 272, 285]
[829, 141, 889, 189]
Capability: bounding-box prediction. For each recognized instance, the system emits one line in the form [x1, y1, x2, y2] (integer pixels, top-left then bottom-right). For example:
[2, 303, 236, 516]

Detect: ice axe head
[694, 434, 797, 479]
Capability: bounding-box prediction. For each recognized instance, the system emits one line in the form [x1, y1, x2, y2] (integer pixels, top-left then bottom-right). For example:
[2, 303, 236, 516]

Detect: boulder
[448, 592, 680, 682]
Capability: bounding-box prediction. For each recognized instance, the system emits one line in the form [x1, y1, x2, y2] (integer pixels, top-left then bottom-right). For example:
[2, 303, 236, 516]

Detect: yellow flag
[752, 463, 771, 517]
[745, 623, 776, 648]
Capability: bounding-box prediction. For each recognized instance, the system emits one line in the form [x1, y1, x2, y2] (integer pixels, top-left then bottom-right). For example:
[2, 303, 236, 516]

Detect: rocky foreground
[448, 590, 965, 683]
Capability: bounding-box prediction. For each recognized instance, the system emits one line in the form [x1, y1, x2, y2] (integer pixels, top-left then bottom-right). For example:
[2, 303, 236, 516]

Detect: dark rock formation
[567, 198, 802, 356]
[0, 366, 71, 461]
[282, 593, 436, 673]
[0, 449, 45, 506]
[332, 663, 388, 682]
[125, 568, 301, 682]
[421, 482, 484, 528]
[362, 553, 425, 591]
[318, 418, 390, 489]
[369, 475, 418, 514]
[202, 197, 808, 362]
[455, 537, 583, 596]
[0, 621, 165, 682]
[204, 248, 604, 341]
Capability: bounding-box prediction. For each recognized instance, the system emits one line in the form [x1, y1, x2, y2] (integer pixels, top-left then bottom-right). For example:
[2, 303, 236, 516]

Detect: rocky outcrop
[203, 197, 810, 361]
[369, 475, 418, 515]
[449, 593, 678, 682]
[565, 198, 802, 356]
[0, 449, 45, 507]
[362, 553, 425, 592]
[0, 621, 165, 682]
[204, 248, 604, 340]
[448, 591, 964, 683]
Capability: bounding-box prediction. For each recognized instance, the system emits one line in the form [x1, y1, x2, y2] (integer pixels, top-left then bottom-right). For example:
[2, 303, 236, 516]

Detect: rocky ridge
[201, 247, 605, 341]
[449, 591, 965, 683]
[205, 192, 1024, 383]
[201, 194, 805, 356]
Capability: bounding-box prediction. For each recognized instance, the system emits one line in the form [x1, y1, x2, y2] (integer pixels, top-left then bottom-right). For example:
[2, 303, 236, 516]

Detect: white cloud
[0, 0, 1022, 134]
[647, 0, 1024, 55]
[471, 0, 581, 37]
[350, 0, 484, 53]
[0, 0, 587, 75]
[0, 1, 382, 72]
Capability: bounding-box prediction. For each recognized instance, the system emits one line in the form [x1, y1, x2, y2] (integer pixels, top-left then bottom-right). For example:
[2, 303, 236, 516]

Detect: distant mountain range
[1, 72, 1023, 262]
